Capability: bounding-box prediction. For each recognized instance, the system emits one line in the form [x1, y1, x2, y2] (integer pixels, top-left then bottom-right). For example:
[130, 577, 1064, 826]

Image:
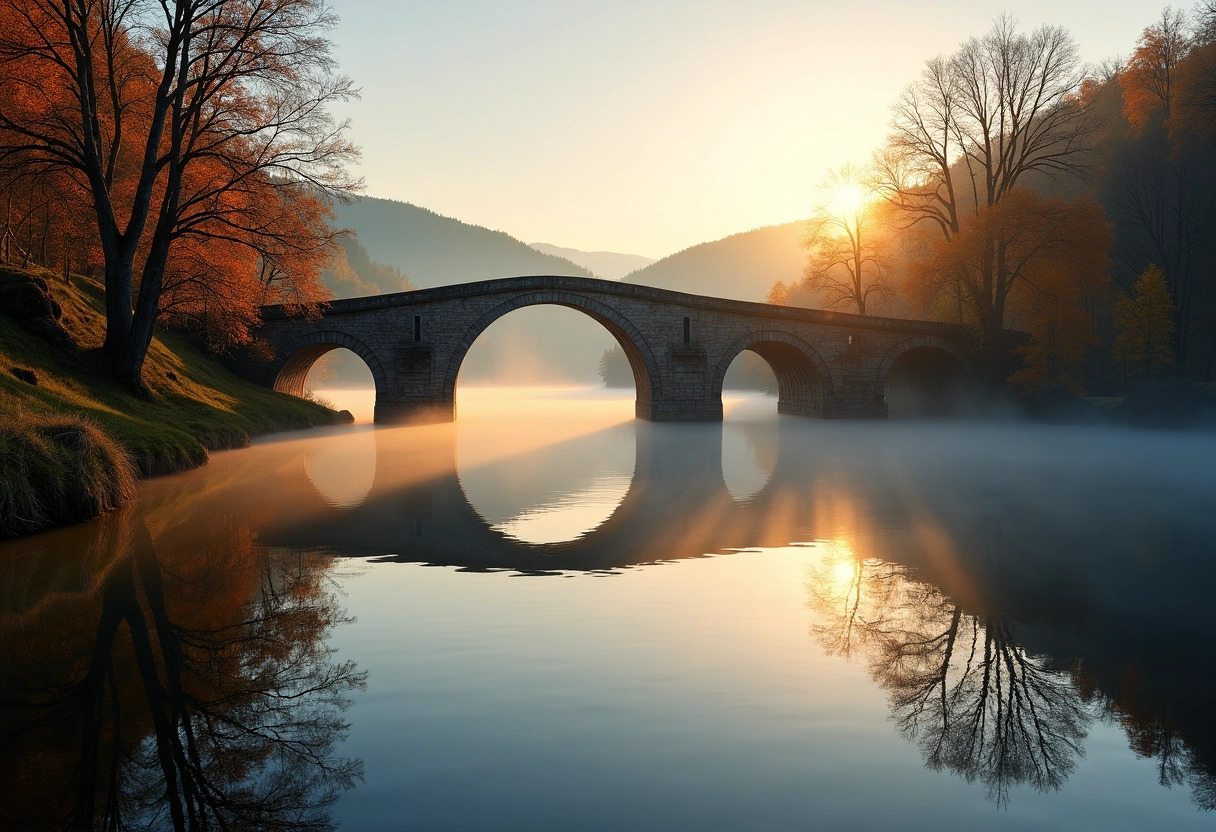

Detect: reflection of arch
[272, 331, 388, 398]
[712, 331, 834, 418]
[456, 421, 637, 545]
[441, 292, 662, 412]
[721, 422, 777, 502]
[875, 337, 971, 417]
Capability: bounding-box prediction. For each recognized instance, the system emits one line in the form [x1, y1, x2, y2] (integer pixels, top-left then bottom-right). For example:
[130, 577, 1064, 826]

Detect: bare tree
[801, 163, 894, 315]
[877, 17, 1101, 381]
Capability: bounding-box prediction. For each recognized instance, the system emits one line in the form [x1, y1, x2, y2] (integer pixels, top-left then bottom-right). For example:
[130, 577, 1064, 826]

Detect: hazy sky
[331, 0, 1170, 258]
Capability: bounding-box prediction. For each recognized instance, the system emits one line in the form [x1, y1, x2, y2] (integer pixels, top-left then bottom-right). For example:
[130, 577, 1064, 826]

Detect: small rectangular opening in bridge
[413, 315, 421, 342]
[682, 316, 690, 343]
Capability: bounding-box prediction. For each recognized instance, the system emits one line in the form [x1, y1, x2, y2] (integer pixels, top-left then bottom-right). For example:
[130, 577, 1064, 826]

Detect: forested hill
[334, 195, 593, 288]
[624, 222, 806, 302]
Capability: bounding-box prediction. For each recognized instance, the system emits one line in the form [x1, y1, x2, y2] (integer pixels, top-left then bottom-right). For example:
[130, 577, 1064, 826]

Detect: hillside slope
[1, 268, 336, 477]
[625, 222, 806, 302]
[335, 196, 593, 287]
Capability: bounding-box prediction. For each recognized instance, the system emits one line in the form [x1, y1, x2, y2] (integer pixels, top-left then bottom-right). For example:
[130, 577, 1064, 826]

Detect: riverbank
[1, 267, 338, 537]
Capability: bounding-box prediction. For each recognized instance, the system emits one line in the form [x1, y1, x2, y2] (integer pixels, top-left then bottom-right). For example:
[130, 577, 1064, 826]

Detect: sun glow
[829, 183, 868, 219]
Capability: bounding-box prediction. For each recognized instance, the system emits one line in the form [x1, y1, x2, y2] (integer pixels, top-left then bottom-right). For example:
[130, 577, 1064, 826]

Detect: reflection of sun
[831, 558, 858, 587]
[820, 541, 861, 592]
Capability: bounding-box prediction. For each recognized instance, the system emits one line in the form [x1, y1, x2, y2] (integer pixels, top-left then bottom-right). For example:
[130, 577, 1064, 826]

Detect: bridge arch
[712, 331, 835, 418]
[875, 336, 972, 417]
[441, 290, 663, 415]
[271, 330, 389, 400]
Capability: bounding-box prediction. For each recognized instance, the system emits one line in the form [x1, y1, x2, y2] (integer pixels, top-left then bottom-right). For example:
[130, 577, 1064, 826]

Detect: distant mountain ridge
[528, 243, 655, 280]
[334, 195, 593, 288]
[625, 222, 806, 302]
[320, 195, 812, 388]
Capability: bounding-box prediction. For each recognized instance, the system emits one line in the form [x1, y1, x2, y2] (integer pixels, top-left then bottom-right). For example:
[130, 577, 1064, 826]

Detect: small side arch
[875, 336, 972, 417]
[440, 291, 663, 413]
[271, 330, 388, 398]
[712, 331, 835, 417]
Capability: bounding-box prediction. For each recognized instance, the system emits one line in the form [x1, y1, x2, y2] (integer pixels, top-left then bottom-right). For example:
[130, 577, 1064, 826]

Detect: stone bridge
[238, 275, 971, 423]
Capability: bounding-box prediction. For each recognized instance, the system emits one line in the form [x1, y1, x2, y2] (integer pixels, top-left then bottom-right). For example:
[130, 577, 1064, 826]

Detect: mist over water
[3, 389, 1215, 830]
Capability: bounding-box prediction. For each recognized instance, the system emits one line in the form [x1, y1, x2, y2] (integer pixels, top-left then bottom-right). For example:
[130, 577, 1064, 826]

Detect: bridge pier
[374, 399, 454, 425]
[640, 398, 722, 422]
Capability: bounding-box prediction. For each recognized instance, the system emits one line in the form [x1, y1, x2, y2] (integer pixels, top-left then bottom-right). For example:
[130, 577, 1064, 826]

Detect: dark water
[3, 389, 1216, 831]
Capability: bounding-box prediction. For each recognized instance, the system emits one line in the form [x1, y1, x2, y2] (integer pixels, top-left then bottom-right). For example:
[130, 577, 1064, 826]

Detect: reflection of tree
[0, 511, 365, 830]
[1078, 665, 1216, 811]
[808, 549, 1088, 805]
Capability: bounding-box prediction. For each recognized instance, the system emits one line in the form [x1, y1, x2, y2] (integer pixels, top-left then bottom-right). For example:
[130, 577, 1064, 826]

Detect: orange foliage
[1120, 9, 1190, 132]
[0, 0, 352, 371]
[909, 190, 1112, 391]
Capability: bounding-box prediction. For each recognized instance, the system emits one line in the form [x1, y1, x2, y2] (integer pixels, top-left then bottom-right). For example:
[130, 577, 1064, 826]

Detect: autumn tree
[1120, 7, 1191, 130]
[1107, 8, 1216, 379]
[1113, 264, 1176, 383]
[877, 17, 1102, 383]
[0, 0, 359, 387]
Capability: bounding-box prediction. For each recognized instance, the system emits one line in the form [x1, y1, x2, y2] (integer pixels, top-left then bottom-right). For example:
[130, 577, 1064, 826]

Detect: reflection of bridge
[263, 422, 819, 572]
[235, 276, 970, 423]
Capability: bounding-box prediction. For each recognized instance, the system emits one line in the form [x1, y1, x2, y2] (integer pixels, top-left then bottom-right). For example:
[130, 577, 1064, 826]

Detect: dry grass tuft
[0, 411, 138, 538]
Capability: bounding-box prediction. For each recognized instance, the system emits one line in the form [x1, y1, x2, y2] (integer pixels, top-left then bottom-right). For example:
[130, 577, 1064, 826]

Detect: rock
[1116, 379, 1216, 428]
[0, 273, 54, 320]
[23, 316, 77, 351]
[0, 271, 76, 351]
[10, 366, 38, 385]
[335, 409, 355, 424]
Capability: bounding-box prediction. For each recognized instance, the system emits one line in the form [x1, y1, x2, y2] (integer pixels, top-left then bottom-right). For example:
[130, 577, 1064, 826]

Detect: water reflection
[721, 420, 778, 502]
[303, 427, 378, 507]
[809, 549, 1088, 806]
[3, 394, 1216, 824]
[0, 508, 365, 830]
[458, 422, 635, 544]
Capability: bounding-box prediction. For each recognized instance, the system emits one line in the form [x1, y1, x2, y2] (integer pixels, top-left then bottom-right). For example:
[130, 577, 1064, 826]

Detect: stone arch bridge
[236, 275, 971, 423]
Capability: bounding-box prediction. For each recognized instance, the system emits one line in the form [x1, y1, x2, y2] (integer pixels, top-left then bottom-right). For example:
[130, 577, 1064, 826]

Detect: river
[2, 388, 1215, 830]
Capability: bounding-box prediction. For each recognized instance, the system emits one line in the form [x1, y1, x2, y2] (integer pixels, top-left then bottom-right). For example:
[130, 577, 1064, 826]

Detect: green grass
[0, 266, 337, 485]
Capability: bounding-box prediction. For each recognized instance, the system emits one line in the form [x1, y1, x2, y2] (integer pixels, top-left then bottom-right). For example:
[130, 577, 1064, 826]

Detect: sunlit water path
[3, 389, 1216, 830]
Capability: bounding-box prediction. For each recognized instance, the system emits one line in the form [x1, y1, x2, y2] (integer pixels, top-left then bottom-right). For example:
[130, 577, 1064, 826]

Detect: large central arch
[441, 290, 663, 418]
[711, 331, 835, 418]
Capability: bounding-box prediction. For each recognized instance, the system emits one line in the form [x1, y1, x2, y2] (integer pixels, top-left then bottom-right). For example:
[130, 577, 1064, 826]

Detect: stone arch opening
[272, 331, 387, 412]
[713, 333, 834, 419]
[880, 342, 971, 418]
[442, 292, 662, 420]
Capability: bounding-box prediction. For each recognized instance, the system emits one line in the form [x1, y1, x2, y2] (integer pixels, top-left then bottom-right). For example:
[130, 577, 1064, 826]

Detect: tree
[878, 17, 1101, 382]
[1113, 264, 1176, 383]
[800, 164, 894, 315]
[1105, 6, 1216, 380]
[597, 344, 633, 388]
[0, 0, 359, 387]
[1120, 7, 1191, 131]
[910, 190, 1112, 392]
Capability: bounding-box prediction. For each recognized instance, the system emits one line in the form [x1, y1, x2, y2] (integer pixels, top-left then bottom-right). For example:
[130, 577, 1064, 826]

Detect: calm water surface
[3, 389, 1216, 830]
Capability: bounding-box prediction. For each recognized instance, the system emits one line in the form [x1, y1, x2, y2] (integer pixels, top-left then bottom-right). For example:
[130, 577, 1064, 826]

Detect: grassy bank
[1, 266, 337, 535]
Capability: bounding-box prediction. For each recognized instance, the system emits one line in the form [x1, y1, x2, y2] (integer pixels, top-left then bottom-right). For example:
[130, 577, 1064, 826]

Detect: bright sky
[330, 0, 1167, 259]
